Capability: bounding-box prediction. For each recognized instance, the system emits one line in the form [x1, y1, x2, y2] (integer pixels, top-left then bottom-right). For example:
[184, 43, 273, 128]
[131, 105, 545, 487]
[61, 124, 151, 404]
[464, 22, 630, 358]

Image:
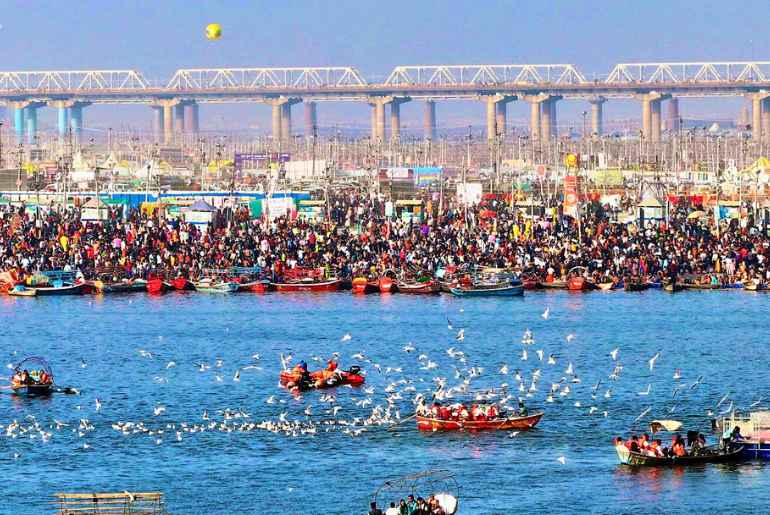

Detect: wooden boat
[615, 444, 744, 466]
[237, 280, 272, 293]
[146, 277, 171, 294]
[170, 277, 194, 291]
[540, 278, 568, 289]
[663, 282, 684, 293]
[54, 492, 165, 515]
[10, 356, 54, 396]
[378, 276, 394, 293]
[744, 281, 769, 292]
[522, 277, 540, 290]
[30, 282, 87, 296]
[279, 367, 365, 391]
[90, 278, 147, 294]
[416, 411, 543, 431]
[7, 285, 36, 297]
[624, 278, 649, 292]
[451, 279, 523, 297]
[397, 280, 441, 294]
[272, 278, 342, 292]
[567, 276, 588, 291]
[26, 270, 86, 296]
[352, 277, 376, 294]
[193, 280, 239, 293]
[597, 281, 617, 291]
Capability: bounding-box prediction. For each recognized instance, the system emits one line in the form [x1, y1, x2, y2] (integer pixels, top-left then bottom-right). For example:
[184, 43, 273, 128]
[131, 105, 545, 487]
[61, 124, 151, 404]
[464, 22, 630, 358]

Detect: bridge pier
[481, 95, 515, 140]
[174, 104, 185, 137]
[650, 100, 662, 143]
[751, 94, 764, 142]
[25, 105, 39, 145]
[183, 103, 199, 134]
[528, 100, 541, 141]
[389, 98, 410, 141]
[547, 98, 558, 138]
[423, 101, 436, 141]
[588, 97, 605, 137]
[304, 102, 317, 136]
[667, 98, 680, 133]
[70, 105, 84, 142]
[763, 98, 770, 144]
[265, 97, 300, 144]
[541, 100, 553, 139]
[281, 103, 292, 142]
[368, 97, 393, 143]
[638, 93, 668, 142]
[7, 102, 28, 144]
[151, 106, 164, 142]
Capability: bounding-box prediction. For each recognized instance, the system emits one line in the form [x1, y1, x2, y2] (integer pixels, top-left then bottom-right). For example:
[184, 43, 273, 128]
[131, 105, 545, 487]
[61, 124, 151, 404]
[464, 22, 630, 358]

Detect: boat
[615, 444, 744, 466]
[89, 278, 147, 294]
[378, 275, 394, 293]
[192, 279, 239, 293]
[352, 276, 377, 294]
[597, 280, 617, 291]
[416, 411, 543, 431]
[279, 366, 365, 391]
[624, 277, 649, 292]
[744, 280, 769, 292]
[170, 277, 195, 291]
[26, 271, 86, 296]
[540, 278, 568, 289]
[522, 277, 540, 290]
[146, 276, 172, 294]
[272, 267, 342, 292]
[450, 278, 523, 297]
[7, 285, 36, 297]
[9, 356, 54, 396]
[716, 411, 770, 460]
[374, 470, 459, 515]
[397, 279, 441, 294]
[237, 279, 272, 293]
[663, 281, 683, 293]
[567, 267, 590, 291]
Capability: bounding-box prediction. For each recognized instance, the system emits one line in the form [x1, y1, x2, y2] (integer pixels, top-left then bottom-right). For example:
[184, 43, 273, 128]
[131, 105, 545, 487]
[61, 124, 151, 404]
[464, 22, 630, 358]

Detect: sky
[2, 0, 767, 134]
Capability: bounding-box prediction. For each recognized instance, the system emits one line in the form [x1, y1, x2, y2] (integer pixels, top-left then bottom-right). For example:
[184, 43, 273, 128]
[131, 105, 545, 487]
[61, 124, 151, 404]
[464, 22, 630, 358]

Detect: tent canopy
[188, 199, 216, 212]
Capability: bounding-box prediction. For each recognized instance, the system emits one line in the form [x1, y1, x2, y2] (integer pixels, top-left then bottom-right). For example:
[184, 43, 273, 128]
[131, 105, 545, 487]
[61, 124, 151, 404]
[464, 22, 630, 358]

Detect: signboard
[563, 175, 579, 218]
[456, 182, 483, 205]
[234, 152, 291, 170]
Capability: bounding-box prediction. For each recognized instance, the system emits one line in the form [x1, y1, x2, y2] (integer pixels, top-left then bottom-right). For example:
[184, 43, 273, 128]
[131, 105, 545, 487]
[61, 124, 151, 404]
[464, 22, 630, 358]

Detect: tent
[81, 197, 110, 221]
[185, 198, 217, 225]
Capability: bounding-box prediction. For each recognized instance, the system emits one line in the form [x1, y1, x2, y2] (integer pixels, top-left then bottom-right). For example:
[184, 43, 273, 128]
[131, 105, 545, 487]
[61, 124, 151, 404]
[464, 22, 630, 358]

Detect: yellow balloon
[205, 23, 222, 40]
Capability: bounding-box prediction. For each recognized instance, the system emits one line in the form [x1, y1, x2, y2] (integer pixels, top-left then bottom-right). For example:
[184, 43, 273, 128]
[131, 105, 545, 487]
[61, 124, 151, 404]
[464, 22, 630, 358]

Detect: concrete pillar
[25, 106, 37, 145]
[529, 101, 541, 141]
[70, 104, 83, 141]
[541, 100, 552, 140]
[589, 98, 605, 136]
[642, 97, 652, 140]
[496, 103, 507, 136]
[486, 98, 497, 140]
[13, 107, 24, 143]
[174, 104, 185, 136]
[752, 95, 763, 142]
[651, 100, 662, 144]
[272, 103, 282, 142]
[304, 102, 317, 136]
[763, 98, 770, 144]
[370, 105, 377, 140]
[375, 102, 386, 142]
[183, 103, 198, 134]
[667, 98, 680, 133]
[57, 105, 69, 137]
[281, 103, 292, 142]
[162, 104, 173, 144]
[390, 102, 401, 141]
[424, 101, 436, 140]
[152, 106, 164, 142]
[549, 99, 557, 137]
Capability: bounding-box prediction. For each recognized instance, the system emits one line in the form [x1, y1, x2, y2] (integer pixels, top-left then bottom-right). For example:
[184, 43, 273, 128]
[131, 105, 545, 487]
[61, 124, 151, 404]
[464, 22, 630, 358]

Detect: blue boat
[450, 279, 524, 297]
[718, 411, 770, 459]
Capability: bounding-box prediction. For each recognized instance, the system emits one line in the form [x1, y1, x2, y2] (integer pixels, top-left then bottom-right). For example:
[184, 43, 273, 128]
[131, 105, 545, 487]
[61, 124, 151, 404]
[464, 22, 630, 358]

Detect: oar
[387, 412, 419, 432]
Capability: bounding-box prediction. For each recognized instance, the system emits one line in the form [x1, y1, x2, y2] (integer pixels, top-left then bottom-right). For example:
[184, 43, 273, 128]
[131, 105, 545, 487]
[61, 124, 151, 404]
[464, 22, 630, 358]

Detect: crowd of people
[2, 190, 770, 287]
[416, 400, 521, 422]
[615, 431, 710, 458]
[368, 493, 452, 515]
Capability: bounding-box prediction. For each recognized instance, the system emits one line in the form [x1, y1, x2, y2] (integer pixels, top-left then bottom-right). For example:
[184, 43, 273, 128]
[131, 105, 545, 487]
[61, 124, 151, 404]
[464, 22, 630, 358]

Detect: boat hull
[12, 384, 53, 396]
[237, 280, 271, 293]
[146, 279, 171, 294]
[279, 370, 365, 390]
[193, 282, 239, 293]
[416, 412, 543, 431]
[397, 281, 440, 294]
[30, 283, 86, 296]
[7, 286, 36, 297]
[450, 284, 524, 297]
[272, 279, 342, 292]
[615, 445, 744, 466]
[567, 277, 588, 291]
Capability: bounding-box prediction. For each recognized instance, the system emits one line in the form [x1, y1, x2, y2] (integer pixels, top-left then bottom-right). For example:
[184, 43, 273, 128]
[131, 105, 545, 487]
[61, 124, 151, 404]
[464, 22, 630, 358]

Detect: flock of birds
[2, 305, 762, 470]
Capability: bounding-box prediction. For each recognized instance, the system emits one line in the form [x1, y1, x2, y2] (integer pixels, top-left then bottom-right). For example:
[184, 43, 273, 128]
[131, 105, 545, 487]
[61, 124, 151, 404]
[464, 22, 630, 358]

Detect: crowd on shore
[2, 191, 770, 286]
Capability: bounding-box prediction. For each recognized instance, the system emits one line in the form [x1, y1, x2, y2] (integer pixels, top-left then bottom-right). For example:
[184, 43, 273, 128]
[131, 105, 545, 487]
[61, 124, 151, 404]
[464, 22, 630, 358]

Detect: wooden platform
[53, 492, 165, 514]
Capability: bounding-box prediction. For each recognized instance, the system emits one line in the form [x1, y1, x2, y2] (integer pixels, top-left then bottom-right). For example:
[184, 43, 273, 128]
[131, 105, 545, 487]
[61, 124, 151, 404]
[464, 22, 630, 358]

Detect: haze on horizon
[3, 0, 766, 134]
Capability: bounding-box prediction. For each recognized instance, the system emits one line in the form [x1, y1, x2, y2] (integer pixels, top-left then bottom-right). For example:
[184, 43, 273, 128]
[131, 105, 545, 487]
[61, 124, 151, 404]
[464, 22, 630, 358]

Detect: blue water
[2, 290, 770, 514]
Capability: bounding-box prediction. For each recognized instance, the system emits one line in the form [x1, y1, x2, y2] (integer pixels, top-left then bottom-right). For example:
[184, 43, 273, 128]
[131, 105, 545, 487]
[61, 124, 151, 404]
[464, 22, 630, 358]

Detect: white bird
[648, 352, 661, 372]
[499, 364, 509, 375]
[609, 348, 619, 361]
[340, 333, 352, 342]
[547, 354, 556, 365]
[94, 398, 101, 412]
[557, 456, 566, 465]
[166, 361, 176, 369]
[634, 407, 651, 423]
[456, 329, 465, 341]
[536, 349, 544, 361]
[403, 344, 415, 353]
[638, 384, 651, 396]
[447, 318, 453, 330]
[673, 369, 682, 380]
[541, 307, 550, 320]
[565, 333, 575, 343]
[138, 349, 153, 358]
[520, 349, 528, 361]
[252, 354, 261, 360]
[153, 405, 166, 416]
[565, 362, 574, 375]
[265, 396, 275, 404]
[80, 359, 88, 369]
[233, 369, 241, 382]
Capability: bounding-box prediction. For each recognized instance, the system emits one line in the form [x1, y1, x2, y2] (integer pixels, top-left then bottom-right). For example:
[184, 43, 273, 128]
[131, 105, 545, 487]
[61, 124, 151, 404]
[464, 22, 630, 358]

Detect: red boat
[396, 280, 440, 294]
[279, 367, 365, 390]
[146, 277, 171, 294]
[522, 277, 540, 290]
[416, 412, 543, 431]
[273, 278, 341, 292]
[378, 276, 394, 293]
[171, 277, 194, 291]
[238, 280, 272, 293]
[567, 266, 590, 291]
[352, 277, 375, 294]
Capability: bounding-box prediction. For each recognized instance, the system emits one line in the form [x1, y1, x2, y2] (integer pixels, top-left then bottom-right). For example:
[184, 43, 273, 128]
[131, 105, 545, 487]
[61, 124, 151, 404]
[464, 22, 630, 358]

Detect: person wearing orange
[316, 359, 339, 387]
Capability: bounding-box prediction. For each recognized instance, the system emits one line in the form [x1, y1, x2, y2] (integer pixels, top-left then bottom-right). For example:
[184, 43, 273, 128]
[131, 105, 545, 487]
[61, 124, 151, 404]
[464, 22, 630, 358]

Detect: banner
[563, 175, 579, 218]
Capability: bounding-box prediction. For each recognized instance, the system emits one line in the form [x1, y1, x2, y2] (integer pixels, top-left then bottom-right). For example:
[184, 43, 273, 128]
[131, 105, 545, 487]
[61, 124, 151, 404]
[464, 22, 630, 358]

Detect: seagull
[499, 364, 509, 375]
[340, 333, 352, 342]
[638, 384, 652, 396]
[541, 307, 550, 320]
[166, 361, 176, 369]
[153, 405, 166, 416]
[252, 354, 261, 360]
[716, 392, 730, 408]
[138, 349, 153, 358]
[609, 348, 619, 361]
[403, 344, 415, 353]
[690, 375, 703, 390]
[547, 354, 556, 365]
[673, 369, 681, 380]
[634, 407, 651, 423]
[565, 334, 575, 343]
[557, 456, 566, 465]
[520, 349, 528, 361]
[94, 398, 101, 412]
[80, 359, 88, 369]
[648, 352, 660, 372]
[536, 349, 544, 361]
[447, 318, 453, 330]
[233, 369, 241, 382]
[565, 362, 574, 375]
[456, 329, 465, 341]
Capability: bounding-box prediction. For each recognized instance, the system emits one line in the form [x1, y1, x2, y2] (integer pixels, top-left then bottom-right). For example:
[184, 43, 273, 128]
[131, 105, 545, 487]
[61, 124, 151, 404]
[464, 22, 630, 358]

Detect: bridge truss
[166, 67, 367, 90]
[0, 70, 149, 92]
[606, 62, 770, 84]
[384, 64, 587, 86]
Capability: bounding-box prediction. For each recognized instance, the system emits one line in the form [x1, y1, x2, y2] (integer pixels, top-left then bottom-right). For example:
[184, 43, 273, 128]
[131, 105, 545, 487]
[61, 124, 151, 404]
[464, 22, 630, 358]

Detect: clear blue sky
[3, 0, 766, 133]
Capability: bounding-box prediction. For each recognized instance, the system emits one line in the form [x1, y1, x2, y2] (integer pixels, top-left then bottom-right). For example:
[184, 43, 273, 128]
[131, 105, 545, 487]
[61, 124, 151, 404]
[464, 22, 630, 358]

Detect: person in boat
[20, 369, 30, 385]
[385, 501, 399, 515]
[671, 434, 687, 457]
[517, 399, 528, 416]
[485, 403, 499, 419]
[625, 435, 640, 453]
[367, 501, 384, 515]
[405, 495, 417, 515]
[39, 369, 51, 385]
[316, 359, 340, 387]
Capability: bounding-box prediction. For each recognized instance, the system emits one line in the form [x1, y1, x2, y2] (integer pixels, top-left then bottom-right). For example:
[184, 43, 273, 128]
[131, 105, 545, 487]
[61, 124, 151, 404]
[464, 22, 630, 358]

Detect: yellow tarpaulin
[741, 157, 770, 174]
